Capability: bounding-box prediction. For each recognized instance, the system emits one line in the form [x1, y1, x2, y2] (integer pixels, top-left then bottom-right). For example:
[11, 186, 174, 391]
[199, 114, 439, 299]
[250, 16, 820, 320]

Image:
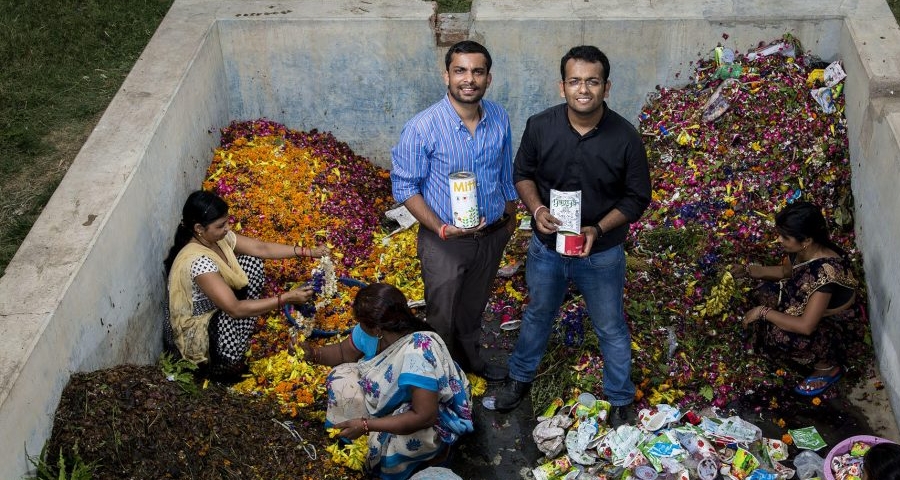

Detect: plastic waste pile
[528, 395, 851, 480]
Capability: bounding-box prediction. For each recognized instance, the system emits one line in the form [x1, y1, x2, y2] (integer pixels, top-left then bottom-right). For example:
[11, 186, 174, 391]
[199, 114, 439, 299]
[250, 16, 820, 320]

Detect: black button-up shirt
[514, 103, 652, 253]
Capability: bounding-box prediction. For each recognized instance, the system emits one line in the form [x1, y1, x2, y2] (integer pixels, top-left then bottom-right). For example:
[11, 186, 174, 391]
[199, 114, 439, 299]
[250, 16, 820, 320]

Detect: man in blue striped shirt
[390, 40, 518, 381]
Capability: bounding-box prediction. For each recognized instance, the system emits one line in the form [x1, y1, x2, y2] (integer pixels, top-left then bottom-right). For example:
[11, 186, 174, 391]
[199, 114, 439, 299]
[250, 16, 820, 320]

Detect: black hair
[774, 201, 847, 257]
[560, 45, 610, 82]
[163, 190, 229, 274]
[353, 283, 433, 334]
[445, 40, 492, 73]
[863, 442, 900, 480]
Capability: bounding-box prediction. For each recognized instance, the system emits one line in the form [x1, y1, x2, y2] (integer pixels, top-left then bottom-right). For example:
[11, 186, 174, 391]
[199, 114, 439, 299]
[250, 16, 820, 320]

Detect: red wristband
[439, 223, 448, 240]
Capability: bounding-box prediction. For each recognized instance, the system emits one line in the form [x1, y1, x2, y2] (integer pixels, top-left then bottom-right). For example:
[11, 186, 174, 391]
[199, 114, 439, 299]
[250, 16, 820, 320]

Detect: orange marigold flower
[782, 434, 793, 445]
[812, 397, 822, 406]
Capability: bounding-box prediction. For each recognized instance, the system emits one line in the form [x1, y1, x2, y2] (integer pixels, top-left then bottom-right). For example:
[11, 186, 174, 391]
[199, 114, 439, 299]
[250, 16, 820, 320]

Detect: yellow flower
[325, 435, 368, 471]
[467, 374, 487, 397]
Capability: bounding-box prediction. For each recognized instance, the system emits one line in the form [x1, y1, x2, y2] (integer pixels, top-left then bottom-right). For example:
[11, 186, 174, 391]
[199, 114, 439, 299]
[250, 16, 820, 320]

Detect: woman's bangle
[759, 307, 771, 321]
[277, 293, 284, 309]
[533, 205, 548, 218]
[439, 223, 448, 240]
[361, 417, 369, 434]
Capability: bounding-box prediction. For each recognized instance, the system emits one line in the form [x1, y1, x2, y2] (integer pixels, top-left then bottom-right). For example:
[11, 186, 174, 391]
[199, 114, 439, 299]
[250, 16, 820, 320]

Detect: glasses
[565, 78, 604, 89]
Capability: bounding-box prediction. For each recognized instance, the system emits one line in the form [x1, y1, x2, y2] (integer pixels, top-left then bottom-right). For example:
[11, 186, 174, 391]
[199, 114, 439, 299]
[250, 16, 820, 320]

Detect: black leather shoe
[609, 403, 636, 428]
[494, 379, 531, 413]
[478, 363, 508, 383]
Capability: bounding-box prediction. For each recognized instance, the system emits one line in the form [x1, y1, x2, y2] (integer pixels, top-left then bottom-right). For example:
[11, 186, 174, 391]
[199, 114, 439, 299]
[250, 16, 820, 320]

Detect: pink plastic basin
[823, 434, 895, 480]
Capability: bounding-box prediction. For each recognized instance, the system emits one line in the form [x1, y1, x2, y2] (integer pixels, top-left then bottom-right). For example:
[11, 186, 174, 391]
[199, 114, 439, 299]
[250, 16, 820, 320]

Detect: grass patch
[890, 0, 900, 21]
[436, 0, 473, 13]
[0, 0, 173, 276]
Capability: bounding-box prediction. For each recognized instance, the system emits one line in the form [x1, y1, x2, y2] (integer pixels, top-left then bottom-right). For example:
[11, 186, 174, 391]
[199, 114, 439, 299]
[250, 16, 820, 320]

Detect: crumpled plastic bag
[701, 78, 739, 122]
[811, 86, 836, 114]
[533, 414, 575, 457]
[793, 449, 826, 480]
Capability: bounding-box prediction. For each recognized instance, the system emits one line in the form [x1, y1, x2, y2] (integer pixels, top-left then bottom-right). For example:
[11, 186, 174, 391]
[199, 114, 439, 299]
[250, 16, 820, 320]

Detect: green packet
[789, 426, 828, 451]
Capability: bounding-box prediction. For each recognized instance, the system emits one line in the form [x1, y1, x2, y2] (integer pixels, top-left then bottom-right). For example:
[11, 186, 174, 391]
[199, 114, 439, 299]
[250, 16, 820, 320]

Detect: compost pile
[45, 364, 363, 480]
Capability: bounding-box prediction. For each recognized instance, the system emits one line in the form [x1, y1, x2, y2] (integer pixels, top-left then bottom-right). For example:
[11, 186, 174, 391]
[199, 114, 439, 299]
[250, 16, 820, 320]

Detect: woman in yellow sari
[163, 190, 327, 378]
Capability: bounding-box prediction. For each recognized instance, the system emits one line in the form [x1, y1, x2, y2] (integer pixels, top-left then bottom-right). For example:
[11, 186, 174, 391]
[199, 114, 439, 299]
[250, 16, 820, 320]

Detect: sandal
[794, 366, 843, 396]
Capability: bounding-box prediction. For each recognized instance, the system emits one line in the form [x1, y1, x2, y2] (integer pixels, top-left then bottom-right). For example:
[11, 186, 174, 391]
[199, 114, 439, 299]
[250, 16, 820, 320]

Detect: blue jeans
[508, 236, 635, 406]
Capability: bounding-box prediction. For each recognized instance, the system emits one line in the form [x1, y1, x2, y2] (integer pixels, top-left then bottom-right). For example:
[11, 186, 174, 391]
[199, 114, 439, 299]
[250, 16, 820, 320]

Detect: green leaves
[25, 442, 97, 480]
[159, 352, 199, 396]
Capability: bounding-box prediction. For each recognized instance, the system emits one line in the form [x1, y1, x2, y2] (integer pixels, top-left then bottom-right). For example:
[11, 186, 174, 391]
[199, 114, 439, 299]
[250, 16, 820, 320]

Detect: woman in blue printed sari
[298, 283, 473, 479]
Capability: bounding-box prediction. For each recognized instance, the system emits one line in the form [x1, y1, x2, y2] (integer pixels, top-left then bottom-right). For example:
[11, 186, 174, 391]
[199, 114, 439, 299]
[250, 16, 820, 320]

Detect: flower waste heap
[196, 33, 873, 476]
[623, 34, 871, 410]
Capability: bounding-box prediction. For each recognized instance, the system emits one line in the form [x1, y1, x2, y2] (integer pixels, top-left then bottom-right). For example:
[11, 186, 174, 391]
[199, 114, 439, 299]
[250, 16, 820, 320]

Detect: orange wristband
[439, 223, 449, 240]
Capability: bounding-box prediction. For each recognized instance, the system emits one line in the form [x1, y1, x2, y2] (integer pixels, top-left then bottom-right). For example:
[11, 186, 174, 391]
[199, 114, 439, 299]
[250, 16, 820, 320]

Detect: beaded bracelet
[361, 417, 369, 434]
[759, 306, 771, 321]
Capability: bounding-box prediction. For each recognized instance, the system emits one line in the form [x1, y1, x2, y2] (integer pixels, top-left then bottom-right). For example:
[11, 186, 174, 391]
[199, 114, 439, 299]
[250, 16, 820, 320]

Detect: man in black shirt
[494, 46, 651, 428]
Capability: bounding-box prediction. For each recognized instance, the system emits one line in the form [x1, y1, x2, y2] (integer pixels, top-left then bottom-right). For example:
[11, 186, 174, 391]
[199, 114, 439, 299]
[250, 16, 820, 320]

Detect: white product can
[449, 171, 479, 228]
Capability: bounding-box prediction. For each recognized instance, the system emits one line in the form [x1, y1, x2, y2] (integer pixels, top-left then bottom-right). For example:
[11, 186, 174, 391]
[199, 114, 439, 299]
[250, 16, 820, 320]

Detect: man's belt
[457, 214, 510, 239]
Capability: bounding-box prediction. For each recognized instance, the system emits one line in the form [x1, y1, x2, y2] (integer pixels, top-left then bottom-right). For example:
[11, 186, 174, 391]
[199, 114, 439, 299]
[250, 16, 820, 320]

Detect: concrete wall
[841, 10, 900, 432]
[1, 0, 899, 477]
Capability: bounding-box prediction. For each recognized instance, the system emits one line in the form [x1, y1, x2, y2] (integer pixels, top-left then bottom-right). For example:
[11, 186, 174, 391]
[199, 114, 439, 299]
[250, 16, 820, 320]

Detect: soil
[45, 364, 364, 480]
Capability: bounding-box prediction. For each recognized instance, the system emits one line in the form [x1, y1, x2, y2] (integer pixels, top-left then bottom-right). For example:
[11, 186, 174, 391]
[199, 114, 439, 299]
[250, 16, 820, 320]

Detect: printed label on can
[550, 189, 581, 233]
[449, 171, 479, 228]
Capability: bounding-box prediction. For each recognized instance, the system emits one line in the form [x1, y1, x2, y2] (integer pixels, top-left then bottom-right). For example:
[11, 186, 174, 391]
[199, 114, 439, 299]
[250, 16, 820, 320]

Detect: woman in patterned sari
[741, 201, 863, 396]
[299, 283, 473, 479]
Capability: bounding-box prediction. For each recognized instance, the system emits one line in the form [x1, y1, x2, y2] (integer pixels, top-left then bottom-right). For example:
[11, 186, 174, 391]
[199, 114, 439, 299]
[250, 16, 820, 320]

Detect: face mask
[351, 324, 379, 359]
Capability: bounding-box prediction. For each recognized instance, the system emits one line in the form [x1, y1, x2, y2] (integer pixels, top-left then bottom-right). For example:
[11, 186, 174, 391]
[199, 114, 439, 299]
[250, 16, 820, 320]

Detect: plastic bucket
[822, 434, 895, 480]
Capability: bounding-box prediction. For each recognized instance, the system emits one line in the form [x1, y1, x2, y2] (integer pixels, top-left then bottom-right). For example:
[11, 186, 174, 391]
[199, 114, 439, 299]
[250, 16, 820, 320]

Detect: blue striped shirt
[391, 95, 518, 225]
